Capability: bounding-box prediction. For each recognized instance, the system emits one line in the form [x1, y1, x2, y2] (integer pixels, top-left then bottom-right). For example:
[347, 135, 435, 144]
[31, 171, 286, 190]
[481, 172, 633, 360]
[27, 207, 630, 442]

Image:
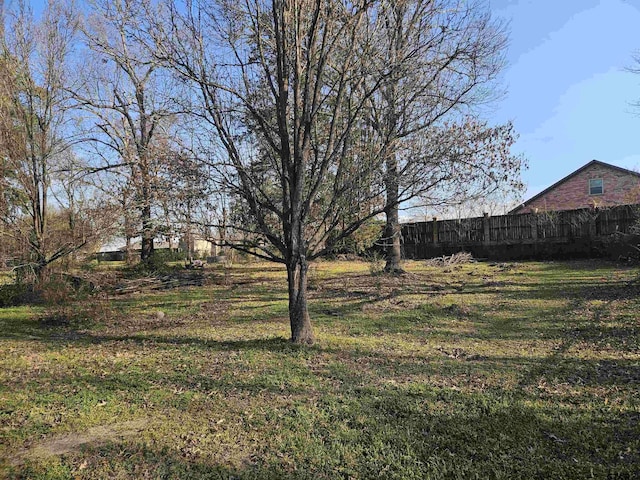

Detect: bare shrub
[425, 252, 475, 267]
[368, 252, 386, 276]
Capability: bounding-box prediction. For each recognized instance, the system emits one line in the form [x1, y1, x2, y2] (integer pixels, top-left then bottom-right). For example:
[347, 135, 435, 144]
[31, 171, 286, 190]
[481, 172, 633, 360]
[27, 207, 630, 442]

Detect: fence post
[531, 213, 538, 240]
[482, 212, 490, 244]
[432, 217, 438, 245]
[589, 208, 597, 237]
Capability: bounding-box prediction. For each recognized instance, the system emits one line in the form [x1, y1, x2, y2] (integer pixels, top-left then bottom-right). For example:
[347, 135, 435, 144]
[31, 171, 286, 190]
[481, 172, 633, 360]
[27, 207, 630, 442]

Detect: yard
[0, 259, 638, 479]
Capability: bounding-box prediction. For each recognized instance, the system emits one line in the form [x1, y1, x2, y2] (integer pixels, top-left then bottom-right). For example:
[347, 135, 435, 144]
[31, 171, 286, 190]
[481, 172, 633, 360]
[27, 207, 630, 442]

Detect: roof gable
[510, 160, 640, 213]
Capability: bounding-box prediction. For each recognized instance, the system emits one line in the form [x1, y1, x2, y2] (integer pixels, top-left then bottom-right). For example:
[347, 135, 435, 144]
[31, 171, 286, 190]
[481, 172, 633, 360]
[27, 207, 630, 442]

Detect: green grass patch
[1, 260, 638, 479]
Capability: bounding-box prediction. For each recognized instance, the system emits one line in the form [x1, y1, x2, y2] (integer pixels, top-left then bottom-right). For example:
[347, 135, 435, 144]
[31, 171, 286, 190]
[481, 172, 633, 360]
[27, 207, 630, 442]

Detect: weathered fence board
[402, 204, 640, 260]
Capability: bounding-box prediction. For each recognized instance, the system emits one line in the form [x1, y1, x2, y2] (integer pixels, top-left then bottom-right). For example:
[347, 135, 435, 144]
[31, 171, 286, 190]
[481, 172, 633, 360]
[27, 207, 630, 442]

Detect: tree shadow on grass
[3, 319, 639, 479]
[6, 382, 639, 480]
[7, 441, 296, 480]
[0, 313, 342, 358]
[340, 385, 639, 479]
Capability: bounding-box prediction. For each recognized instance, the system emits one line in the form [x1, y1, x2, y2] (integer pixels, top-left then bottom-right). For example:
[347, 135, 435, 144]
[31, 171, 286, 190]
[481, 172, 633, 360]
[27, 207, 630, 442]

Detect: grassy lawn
[0, 260, 638, 479]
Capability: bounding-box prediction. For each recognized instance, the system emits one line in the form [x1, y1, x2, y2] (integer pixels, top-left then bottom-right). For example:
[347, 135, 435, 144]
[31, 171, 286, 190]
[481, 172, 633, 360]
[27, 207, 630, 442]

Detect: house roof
[509, 160, 640, 214]
[122, 239, 179, 251]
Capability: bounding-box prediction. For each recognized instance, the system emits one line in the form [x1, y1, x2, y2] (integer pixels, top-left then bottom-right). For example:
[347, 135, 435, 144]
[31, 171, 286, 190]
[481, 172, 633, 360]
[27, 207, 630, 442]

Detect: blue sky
[19, 0, 640, 204]
[489, 0, 640, 200]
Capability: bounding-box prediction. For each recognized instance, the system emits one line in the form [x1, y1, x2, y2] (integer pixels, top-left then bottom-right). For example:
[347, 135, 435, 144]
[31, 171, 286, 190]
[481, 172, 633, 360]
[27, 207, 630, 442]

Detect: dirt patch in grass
[9, 419, 149, 465]
[361, 296, 423, 313]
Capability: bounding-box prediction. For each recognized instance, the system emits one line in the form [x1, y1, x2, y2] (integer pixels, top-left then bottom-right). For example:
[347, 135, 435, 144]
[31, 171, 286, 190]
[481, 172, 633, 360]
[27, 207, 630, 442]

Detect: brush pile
[424, 251, 475, 266]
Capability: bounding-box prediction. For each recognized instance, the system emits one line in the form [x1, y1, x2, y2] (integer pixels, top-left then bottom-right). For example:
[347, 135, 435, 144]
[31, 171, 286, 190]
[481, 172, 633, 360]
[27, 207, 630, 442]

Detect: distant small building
[510, 160, 640, 214]
[178, 234, 218, 259]
[127, 238, 180, 252]
[96, 237, 180, 262]
[97, 235, 220, 261]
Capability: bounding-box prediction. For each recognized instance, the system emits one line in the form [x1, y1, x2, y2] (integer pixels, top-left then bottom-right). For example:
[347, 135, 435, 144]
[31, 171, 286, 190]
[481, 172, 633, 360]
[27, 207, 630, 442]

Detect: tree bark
[384, 154, 404, 274]
[286, 254, 314, 345]
[125, 235, 133, 264]
[141, 203, 154, 263]
[383, 207, 403, 274]
[32, 259, 47, 283]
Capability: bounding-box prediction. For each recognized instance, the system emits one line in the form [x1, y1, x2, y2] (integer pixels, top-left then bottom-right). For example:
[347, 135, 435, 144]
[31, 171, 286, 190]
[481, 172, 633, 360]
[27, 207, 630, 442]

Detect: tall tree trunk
[140, 165, 154, 263]
[141, 203, 154, 262]
[384, 154, 404, 274]
[125, 235, 132, 264]
[31, 185, 48, 283]
[286, 246, 314, 345]
[285, 212, 314, 344]
[33, 259, 47, 283]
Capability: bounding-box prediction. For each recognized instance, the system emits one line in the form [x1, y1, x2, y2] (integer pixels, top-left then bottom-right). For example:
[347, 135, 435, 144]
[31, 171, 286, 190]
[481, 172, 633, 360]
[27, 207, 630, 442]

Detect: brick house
[510, 160, 640, 214]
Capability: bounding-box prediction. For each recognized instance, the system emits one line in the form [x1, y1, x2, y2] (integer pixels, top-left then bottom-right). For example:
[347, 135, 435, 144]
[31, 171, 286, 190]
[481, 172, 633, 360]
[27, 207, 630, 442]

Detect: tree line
[1, 0, 525, 343]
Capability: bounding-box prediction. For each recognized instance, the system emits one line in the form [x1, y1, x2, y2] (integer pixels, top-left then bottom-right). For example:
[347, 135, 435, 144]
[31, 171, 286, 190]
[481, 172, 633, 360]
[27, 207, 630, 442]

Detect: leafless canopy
[0, 0, 115, 278]
[142, 0, 523, 343]
[73, 0, 188, 262]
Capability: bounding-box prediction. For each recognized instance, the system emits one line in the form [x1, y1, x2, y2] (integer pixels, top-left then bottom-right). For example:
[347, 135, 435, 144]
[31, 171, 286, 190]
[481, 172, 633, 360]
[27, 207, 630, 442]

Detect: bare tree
[365, 0, 522, 273]
[0, 0, 89, 280]
[0, 34, 18, 267]
[151, 0, 396, 343]
[155, 143, 214, 261]
[74, 0, 183, 264]
[147, 0, 523, 343]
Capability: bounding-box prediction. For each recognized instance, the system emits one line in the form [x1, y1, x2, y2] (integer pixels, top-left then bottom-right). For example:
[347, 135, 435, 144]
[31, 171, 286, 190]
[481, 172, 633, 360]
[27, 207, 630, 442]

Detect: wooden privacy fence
[402, 204, 640, 260]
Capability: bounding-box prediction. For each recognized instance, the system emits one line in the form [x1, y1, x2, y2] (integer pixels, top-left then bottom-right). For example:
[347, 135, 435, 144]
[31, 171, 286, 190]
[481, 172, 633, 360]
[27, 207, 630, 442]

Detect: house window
[589, 178, 603, 195]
